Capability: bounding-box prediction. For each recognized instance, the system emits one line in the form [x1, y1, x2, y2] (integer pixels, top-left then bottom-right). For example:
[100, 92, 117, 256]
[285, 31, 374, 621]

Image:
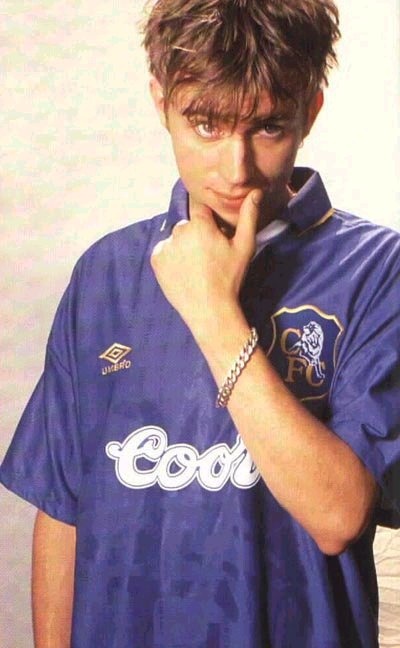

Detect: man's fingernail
[251, 190, 263, 205]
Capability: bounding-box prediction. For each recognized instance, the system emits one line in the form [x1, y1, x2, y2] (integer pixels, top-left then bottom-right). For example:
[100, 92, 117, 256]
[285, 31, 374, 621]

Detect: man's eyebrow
[249, 111, 294, 125]
[181, 107, 293, 125]
[181, 107, 226, 121]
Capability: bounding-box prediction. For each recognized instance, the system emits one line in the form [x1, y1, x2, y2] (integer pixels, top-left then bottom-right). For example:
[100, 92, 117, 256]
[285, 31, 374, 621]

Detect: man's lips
[211, 189, 249, 203]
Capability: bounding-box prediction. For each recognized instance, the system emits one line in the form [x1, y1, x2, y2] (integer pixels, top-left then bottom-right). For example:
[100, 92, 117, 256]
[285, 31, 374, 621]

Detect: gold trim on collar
[298, 207, 335, 237]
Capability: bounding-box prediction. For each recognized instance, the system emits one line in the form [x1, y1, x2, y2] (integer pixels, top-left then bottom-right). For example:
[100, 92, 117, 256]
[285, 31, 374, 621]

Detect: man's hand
[150, 189, 263, 333]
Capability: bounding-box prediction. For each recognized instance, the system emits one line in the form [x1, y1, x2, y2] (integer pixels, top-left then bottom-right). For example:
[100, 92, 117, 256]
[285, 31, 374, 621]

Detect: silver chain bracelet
[216, 327, 259, 408]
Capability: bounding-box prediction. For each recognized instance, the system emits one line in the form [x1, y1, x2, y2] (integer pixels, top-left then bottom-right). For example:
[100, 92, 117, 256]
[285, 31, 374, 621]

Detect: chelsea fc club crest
[267, 305, 344, 401]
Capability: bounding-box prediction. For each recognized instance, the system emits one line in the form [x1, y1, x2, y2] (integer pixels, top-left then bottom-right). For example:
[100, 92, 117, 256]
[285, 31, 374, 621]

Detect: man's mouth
[212, 190, 248, 204]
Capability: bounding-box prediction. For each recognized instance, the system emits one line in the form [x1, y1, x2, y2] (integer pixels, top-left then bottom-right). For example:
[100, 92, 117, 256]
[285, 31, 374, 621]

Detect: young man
[1, 1, 399, 646]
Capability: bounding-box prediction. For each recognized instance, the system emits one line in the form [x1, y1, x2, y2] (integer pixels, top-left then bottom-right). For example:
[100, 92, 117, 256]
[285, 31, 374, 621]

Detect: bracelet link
[216, 327, 259, 408]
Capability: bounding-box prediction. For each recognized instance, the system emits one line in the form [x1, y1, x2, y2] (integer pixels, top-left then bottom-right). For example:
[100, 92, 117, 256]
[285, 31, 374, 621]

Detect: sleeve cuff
[0, 469, 77, 526]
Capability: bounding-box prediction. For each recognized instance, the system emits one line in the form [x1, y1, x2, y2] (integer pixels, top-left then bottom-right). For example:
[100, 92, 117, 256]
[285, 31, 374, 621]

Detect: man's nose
[219, 136, 254, 186]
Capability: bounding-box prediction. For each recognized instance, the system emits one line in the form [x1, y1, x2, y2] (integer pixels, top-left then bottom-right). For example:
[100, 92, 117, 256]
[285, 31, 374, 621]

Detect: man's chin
[188, 192, 240, 236]
[211, 210, 237, 238]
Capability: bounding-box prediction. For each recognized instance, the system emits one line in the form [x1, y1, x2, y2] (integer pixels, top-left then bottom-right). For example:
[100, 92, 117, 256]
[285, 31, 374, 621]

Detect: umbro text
[101, 359, 132, 376]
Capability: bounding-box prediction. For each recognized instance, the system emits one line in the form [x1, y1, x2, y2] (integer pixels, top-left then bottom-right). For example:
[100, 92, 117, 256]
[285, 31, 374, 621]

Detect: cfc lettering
[285, 356, 307, 383]
[106, 426, 260, 492]
[280, 328, 301, 354]
[281, 327, 325, 387]
[306, 363, 325, 388]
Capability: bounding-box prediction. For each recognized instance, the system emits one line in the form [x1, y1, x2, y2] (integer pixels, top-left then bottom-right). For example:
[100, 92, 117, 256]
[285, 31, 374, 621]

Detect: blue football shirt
[1, 168, 400, 647]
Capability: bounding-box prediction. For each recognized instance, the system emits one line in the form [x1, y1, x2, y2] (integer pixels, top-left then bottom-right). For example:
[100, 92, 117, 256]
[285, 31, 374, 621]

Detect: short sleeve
[328, 257, 400, 529]
[0, 282, 81, 526]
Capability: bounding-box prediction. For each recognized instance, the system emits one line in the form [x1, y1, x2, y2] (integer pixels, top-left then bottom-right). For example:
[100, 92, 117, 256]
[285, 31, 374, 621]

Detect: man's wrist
[190, 300, 248, 346]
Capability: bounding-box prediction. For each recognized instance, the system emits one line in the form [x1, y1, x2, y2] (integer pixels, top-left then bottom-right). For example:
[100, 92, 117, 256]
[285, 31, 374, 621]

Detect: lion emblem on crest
[287, 321, 326, 380]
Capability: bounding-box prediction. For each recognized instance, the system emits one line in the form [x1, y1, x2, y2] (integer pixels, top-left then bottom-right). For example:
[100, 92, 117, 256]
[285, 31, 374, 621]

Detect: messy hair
[141, 0, 340, 125]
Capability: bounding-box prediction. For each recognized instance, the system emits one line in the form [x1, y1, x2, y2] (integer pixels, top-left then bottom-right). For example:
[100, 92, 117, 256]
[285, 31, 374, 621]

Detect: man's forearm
[150, 188, 378, 555]
[32, 511, 76, 648]
[193, 303, 378, 555]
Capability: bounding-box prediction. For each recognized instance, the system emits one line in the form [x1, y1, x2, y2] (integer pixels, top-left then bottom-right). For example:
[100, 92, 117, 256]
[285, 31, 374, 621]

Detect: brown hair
[141, 0, 340, 124]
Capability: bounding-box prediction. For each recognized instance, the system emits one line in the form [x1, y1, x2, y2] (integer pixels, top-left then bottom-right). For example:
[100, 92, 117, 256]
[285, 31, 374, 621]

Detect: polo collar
[283, 167, 334, 234]
[165, 167, 333, 236]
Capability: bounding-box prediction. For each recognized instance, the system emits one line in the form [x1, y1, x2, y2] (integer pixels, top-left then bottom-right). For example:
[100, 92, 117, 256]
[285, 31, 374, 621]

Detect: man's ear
[304, 89, 324, 137]
[149, 76, 168, 129]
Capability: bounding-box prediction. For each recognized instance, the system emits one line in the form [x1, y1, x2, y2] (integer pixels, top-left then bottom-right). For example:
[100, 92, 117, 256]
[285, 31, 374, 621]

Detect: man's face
[151, 80, 322, 230]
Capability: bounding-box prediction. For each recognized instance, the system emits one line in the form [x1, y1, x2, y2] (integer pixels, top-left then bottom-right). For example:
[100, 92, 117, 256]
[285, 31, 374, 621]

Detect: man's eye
[261, 123, 284, 137]
[194, 122, 221, 139]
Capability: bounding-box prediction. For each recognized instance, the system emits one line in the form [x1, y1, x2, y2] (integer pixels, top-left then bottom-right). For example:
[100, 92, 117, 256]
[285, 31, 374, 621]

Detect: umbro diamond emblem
[99, 343, 132, 376]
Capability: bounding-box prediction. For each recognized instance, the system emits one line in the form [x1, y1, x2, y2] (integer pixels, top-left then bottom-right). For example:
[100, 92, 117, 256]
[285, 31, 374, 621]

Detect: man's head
[142, 0, 340, 124]
[142, 0, 340, 228]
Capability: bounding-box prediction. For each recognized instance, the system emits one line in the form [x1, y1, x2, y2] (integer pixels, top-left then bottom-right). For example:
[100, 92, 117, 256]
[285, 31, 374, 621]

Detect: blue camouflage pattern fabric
[1, 168, 400, 647]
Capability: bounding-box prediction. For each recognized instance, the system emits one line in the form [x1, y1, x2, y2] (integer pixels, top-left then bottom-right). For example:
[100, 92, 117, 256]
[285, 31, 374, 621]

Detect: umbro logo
[99, 343, 132, 376]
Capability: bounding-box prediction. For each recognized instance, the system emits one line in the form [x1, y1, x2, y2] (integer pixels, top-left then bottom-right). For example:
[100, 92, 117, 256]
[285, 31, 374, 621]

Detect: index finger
[233, 189, 263, 256]
[189, 197, 215, 223]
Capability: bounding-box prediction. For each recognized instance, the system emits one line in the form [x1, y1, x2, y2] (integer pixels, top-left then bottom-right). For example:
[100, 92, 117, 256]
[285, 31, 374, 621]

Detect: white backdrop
[0, 1, 399, 646]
